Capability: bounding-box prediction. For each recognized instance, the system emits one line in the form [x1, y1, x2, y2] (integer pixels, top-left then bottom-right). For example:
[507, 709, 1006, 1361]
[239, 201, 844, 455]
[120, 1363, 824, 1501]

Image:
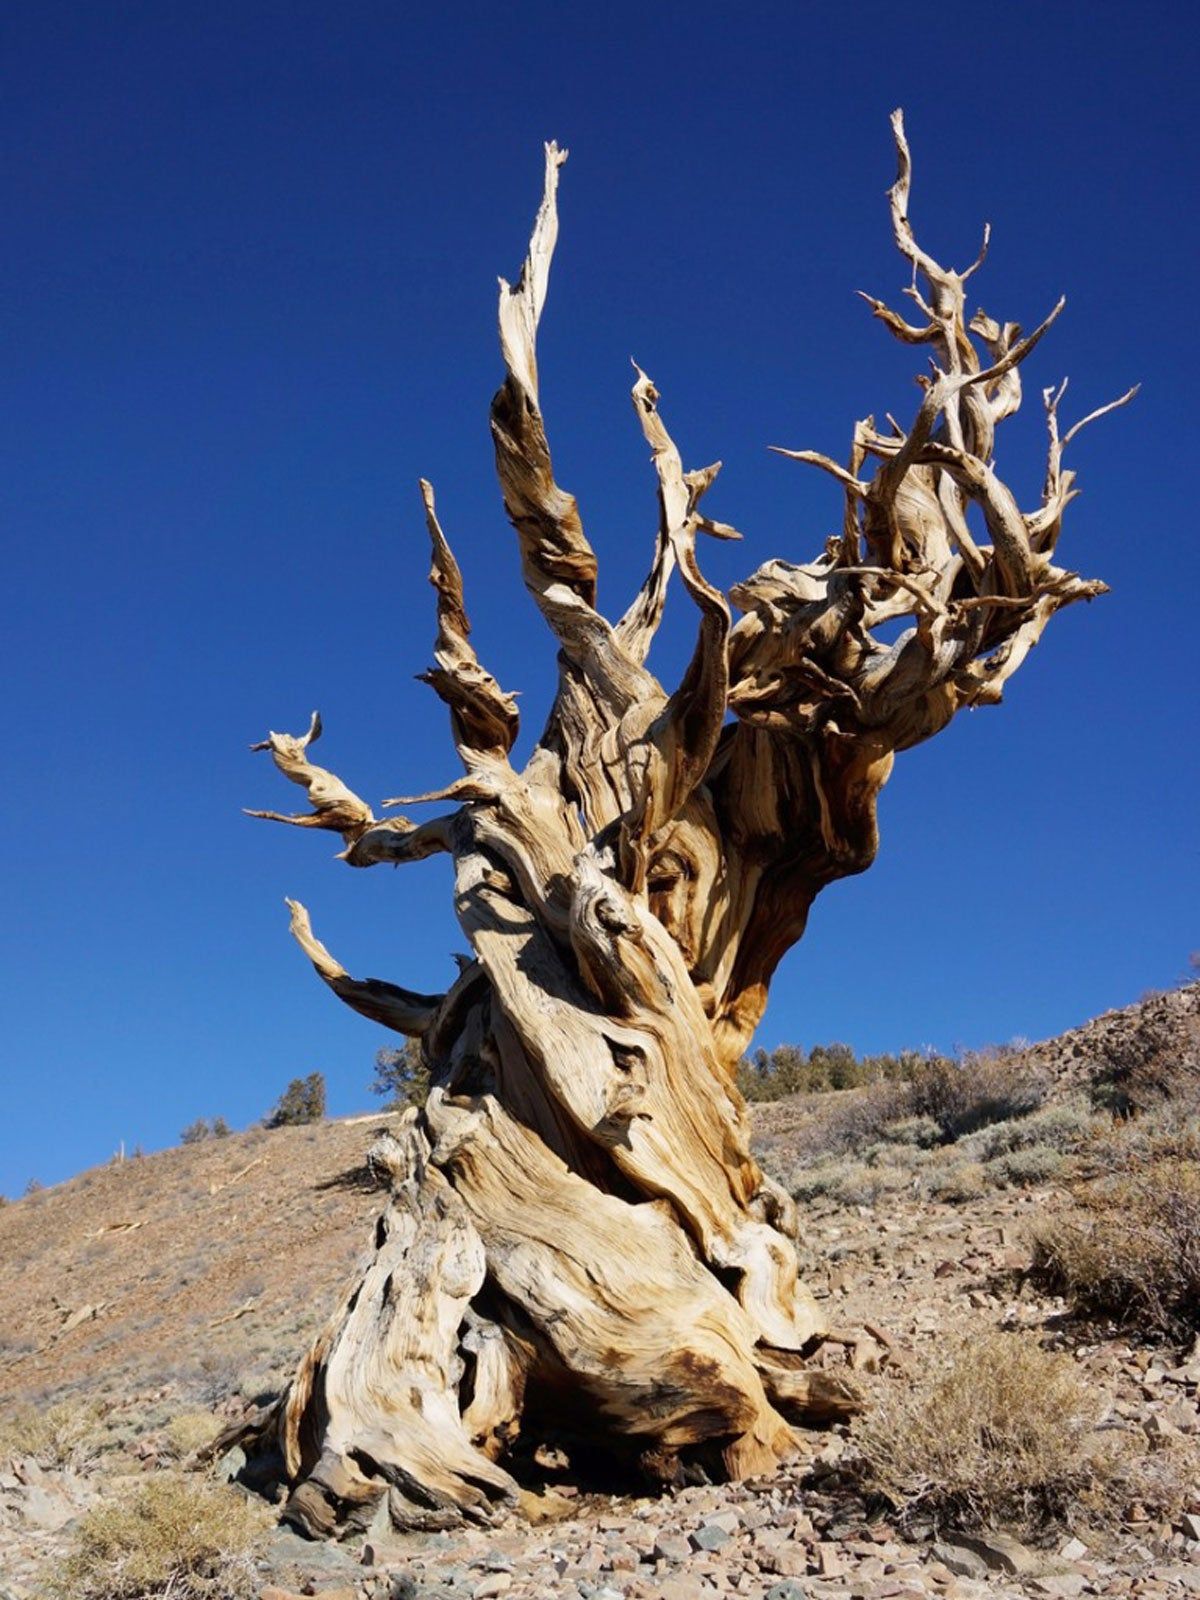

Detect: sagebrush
[48, 1473, 267, 1600]
[0, 1397, 107, 1469]
[1030, 1148, 1200, 1343]
[853, 1329, 1178, 1536]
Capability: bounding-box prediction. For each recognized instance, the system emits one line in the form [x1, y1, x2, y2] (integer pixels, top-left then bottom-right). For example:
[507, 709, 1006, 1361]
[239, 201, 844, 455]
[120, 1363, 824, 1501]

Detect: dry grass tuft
[1030, 1153, 1200, 1343]
[164, 1409, 222, 1461]
[47, 1471, 268, 1599]
[0, 1397, 108, 1469]
[852, 1329, 1168, 1536]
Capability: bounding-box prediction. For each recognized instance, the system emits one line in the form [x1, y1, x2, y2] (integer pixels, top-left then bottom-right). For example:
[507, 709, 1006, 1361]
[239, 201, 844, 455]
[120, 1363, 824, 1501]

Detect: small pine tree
[211, 1116, 231, 1138]
[371, 1040, 429, 1110]
[264, 1071, 326, 1129]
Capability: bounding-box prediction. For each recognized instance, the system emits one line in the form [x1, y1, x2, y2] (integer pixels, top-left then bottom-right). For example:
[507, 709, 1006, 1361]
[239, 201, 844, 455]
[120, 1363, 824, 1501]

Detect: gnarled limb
[418, 480, 520, 765]
[285, 900, 442, 1037]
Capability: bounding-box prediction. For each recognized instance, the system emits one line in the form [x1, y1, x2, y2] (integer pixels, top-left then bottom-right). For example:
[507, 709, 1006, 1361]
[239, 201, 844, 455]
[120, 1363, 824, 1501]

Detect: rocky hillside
[1, 985, 1198, 1600]
[1013, 982, 1199, 1108]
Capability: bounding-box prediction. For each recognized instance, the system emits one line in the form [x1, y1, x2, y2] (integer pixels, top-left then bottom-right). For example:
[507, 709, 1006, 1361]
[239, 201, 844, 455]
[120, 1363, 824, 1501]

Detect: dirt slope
[1, 987, 1197, 1600]
[0, 1115, 387, 1409]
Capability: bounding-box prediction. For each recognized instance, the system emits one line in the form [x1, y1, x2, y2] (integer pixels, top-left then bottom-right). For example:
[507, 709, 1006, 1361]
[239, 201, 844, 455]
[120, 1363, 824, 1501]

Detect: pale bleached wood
[243, 114, 1132, 1533]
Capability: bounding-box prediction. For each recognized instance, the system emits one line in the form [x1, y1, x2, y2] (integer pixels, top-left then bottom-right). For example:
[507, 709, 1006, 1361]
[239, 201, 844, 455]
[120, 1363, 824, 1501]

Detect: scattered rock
[1144, 1412, 1182, 1444]
[214, 1443, 247, 1482]
[11, 1482, 76, 1532]
[653, 1532, 693, 1563]
[689, 1522, 731, 1552]
[932, 1543, 990, 1581]
[1030, 1576, 1087, 1598]
[950, 1531, 1042, 1576]
[761, 1544, 809, 1579]
[813, 1542, 845, 1578]
[472, 1576, 512, 1600]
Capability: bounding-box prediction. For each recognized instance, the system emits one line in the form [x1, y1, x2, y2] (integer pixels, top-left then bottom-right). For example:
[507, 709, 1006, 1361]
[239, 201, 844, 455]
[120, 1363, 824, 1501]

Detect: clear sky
[2, 1, 1196, 1196]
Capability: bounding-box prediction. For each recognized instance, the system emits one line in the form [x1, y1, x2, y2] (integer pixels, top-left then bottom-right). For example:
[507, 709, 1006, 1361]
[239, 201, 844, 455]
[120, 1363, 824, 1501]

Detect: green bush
[372, 1040, 430, 1109]
[180, 1116, 231, 1145]
[960, 1101, 1093, 1164]
[878, 1114, 943, 1149]
[264, 1071, 326, 1128]
[737, 1041, 929, 1102]
[924, 1160, 988, 1203]
[791, 1157, 912, 1207]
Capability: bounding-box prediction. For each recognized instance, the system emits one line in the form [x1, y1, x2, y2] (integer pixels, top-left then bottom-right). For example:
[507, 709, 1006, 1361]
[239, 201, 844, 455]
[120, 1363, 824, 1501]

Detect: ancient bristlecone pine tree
[242, 117, 1133, 1534]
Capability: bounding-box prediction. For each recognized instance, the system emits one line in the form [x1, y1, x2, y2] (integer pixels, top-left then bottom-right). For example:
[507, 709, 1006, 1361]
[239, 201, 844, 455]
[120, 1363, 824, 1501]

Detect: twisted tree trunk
[240, 118, 1132, 1535]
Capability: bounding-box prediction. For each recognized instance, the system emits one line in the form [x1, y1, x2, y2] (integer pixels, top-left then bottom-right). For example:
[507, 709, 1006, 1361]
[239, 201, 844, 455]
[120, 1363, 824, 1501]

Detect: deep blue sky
[2, 2, 1196, 1195]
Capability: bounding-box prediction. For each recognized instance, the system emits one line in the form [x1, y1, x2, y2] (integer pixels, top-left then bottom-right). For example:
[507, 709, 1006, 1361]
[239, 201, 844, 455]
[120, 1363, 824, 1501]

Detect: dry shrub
[48, 1472, 268, 1600]
[164, 1410, 221, 1461]
[792, 1158, 913, 1207]
[987, 1145, 1066, 1188]
[853, 1330, 1148, 1535]
[908, 1051, 1047, 1141]
[960, 1101, 1095, 1163]
[924, 1160, 987, 1203]
[786, 1080, 914, 1165]
[0, 1397, 107, 1469]
[1030, 1154, 1200, 1342]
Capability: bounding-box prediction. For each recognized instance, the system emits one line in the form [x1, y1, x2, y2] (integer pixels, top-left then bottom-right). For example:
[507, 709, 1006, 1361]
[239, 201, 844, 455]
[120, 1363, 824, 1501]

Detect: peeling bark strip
[242, 118, 1132, 1532]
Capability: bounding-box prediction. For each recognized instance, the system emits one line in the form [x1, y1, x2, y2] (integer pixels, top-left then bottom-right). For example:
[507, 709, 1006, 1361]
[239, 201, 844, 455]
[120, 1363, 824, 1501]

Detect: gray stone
[385, 1580, 422, 1600]
[932, 1542, 991, 1580]
[265, 1526, 362, 1576]
[653, 1532, 694, 1562]
[471, 1576, 511, 1600]
[13, 1483, 75, 1532]
[766, 1583, 809, 1600]
[213, 1443, 246, 1482]
[704, 1509, 743, 1535]
[690, 1522, 731, 1552]
[952, 1530, 1042, 1576]
[1030, 1576, 1087, 1598]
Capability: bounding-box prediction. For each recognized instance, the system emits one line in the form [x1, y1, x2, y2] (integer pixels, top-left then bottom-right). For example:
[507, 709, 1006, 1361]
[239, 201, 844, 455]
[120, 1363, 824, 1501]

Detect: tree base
[209, 1109, 858, 1539]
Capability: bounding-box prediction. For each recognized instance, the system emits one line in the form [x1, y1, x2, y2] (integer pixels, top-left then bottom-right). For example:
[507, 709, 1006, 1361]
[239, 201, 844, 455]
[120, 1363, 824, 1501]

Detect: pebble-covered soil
[2, 986, 1198, 1600]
